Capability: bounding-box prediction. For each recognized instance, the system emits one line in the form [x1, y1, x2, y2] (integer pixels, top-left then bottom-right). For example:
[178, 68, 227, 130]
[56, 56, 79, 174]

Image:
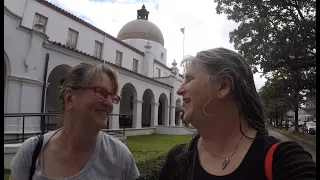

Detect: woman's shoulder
[168, 143, 187, 157]
[259, 132, 316, 179]
[16, 131, 55, 152]
[272, 140, 316, 179]
[99, 131, 131, 154]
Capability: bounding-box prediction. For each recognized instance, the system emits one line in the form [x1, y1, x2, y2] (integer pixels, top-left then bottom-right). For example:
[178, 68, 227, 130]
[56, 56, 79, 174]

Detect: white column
[151, 103, 159, 127]
[109, 103, 120, 129]
[178, 112, 183, 126]
[5, 76, 43, 133]
[170, 105, 176, 126]
[133, 100, 143, 128]
[164, 105, 170, 126]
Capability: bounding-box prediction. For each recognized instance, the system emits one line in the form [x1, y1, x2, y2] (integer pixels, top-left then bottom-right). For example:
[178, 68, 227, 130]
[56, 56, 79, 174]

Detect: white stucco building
[4, 0, 193, 142]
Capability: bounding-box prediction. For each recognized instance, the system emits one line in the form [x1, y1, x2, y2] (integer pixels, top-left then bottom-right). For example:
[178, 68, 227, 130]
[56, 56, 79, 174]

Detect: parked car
[302, 121, 316, 135]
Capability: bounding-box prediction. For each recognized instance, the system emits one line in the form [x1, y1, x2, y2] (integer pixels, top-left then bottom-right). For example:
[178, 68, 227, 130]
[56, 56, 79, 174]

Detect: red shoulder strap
[265, 142, 280, 180]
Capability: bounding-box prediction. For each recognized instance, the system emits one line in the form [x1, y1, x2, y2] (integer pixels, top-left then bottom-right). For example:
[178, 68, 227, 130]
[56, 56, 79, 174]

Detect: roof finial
[137, 4, 149, 20]
[172, 59, 177, 67]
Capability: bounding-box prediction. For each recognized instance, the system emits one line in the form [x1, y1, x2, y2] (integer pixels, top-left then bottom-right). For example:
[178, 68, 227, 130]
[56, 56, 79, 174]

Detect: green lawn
[127, 134, 192, 162]
[4, 134, 192, 179]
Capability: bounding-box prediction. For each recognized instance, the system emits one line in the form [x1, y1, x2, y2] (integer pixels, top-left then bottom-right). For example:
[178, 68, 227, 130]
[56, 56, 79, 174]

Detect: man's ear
[217, 77, 232, 100]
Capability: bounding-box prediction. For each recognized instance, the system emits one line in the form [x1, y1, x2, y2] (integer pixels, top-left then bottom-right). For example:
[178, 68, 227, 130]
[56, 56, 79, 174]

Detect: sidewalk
[268, 127, 316, 162]
[268, 126, 316, 151]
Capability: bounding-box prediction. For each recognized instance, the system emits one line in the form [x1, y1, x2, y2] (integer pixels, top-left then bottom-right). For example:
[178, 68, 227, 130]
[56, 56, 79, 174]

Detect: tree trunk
[294, 106, 299, 132]
[280, 113, 283, 128]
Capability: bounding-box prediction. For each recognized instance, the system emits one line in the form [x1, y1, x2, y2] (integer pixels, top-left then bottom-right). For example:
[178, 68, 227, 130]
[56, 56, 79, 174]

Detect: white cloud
[47, 0, 266, 90]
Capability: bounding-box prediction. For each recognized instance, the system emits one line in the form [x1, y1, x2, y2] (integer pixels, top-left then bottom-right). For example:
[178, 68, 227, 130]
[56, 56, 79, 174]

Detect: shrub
[136, 153, 168, 180]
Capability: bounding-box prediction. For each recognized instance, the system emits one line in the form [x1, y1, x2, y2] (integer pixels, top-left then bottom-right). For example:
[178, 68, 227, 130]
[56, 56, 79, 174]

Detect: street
[268, 128, 316, 162]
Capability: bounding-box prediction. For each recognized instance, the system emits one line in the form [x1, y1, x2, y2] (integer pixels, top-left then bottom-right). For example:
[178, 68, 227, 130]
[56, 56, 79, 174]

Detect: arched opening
[141, 89, 155, 127]
[175, 99, 183, 125]
[119, 83, 137, 128]
[158, 93, 168, 125]
[4, 52, 10, 107]
[45, 64, 71, 130]
[4, 60, 6, 100]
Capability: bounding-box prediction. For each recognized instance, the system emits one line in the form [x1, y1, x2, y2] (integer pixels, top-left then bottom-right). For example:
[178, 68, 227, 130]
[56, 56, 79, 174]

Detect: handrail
[4, 112, 126, 143]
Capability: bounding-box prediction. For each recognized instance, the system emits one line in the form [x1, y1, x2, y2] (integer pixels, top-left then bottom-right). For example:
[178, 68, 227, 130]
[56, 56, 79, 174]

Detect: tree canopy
[213, 0, 316, 130]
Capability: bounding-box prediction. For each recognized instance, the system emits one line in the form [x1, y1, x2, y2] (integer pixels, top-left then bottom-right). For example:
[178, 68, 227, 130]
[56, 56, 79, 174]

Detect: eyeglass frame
[71, 85, 121, 104]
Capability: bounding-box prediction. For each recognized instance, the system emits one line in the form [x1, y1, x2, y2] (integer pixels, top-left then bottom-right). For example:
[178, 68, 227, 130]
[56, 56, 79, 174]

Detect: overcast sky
[47, 0, 267, 90]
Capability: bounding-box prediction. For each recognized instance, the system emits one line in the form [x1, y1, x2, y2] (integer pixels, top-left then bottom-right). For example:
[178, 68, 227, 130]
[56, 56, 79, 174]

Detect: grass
[4, 134, 192, 179]
[126, 134, 192, 162]
[4, 168, 10, 180]
[277, 128, 316, 145]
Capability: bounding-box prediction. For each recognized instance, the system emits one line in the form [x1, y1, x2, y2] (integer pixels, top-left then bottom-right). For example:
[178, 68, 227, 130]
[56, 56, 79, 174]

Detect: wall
[153, 63, 171, 77]
[123, 39, 167, 64]
[17, 0, 144, 70]
[4, 0, 28, 17]
[103, 38, 144, 71]
[4, 7, 47, 133]
[124, 128, 156, 136]
[156, 126, 195, 135]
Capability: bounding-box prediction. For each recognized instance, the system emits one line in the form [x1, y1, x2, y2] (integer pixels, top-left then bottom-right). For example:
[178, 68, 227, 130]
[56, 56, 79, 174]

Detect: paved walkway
[268, 128, 316, 162]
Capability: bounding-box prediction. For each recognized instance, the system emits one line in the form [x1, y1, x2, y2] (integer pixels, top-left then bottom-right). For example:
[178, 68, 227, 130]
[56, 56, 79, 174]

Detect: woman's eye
[184, 78, 191, 83]
[96, 90, 108, 98]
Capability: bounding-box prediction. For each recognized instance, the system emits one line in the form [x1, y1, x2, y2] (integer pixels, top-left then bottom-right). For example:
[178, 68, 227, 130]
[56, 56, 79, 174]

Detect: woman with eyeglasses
[10, 62, 140, 180]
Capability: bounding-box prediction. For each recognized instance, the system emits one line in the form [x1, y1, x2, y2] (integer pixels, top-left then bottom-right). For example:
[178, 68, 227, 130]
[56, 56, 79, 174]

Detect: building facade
[4, 0, 187, 137]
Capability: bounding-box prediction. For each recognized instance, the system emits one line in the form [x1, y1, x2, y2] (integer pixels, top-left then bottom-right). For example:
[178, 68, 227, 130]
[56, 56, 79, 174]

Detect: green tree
[259, 77, 293, 128]
[214, 0, 316, 131]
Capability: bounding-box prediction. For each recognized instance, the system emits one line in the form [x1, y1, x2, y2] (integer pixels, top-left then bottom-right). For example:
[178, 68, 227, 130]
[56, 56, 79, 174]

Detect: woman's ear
[217, 77, 232, 100]
[64, 88, 74, 107]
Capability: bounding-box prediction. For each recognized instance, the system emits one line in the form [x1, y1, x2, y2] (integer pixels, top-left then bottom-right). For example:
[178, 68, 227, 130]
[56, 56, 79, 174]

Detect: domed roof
[117, 5, 164, 46]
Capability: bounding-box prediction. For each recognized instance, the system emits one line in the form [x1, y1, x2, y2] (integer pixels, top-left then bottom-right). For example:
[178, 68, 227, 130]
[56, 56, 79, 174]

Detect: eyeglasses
[73, 86, 121, 104]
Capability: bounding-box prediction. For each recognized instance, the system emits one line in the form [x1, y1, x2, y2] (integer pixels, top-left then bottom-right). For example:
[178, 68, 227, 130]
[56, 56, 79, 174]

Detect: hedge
[136, 153, 168, 180]
[4, 153, 168, 180]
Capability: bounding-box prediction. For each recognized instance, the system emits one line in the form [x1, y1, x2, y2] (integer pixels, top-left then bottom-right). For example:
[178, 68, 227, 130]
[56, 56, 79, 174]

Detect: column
[164, 105, 170, 126]
[170, 105, 176, 126]
[133, 100, 143, 128]
[5, 76, 43, 133]
[109, 103, 120, 129]
[178, 111, 183, 126]
[151, 103, 159, 127]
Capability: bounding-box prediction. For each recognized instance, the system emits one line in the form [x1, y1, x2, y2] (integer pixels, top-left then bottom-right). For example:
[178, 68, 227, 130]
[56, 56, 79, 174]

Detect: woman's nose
[102, 96, 114, 111]
[176, 85, 186, 95]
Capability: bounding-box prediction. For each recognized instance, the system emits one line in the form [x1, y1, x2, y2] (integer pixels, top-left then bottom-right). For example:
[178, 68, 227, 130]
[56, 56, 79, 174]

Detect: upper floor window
[66, 28, 79, 49]
[132, 59, 138, 73]
[33, 13, 48, 33]
[116, 51, 123, 66]
[160, 52, 164, 60]
[155, 68, 161, 77]
[94, 41, 103, 59]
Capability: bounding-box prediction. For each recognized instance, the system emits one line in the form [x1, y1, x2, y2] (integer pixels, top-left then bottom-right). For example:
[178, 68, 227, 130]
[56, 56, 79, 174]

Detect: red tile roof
[37, 0, 144, 56]
[47, 40, 173, 88]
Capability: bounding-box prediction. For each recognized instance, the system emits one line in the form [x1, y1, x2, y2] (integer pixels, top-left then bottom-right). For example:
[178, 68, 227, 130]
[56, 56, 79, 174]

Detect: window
[132, 59, 138, 73]
[33, 13, 48, 33]
[164, 72, 167, 76]
[116, 51, 123, 66]
[160, 52, 164, 60]
[155, 68, 161, 77]
[94, 41, 103, 59]
[66, 28, 79, 49]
